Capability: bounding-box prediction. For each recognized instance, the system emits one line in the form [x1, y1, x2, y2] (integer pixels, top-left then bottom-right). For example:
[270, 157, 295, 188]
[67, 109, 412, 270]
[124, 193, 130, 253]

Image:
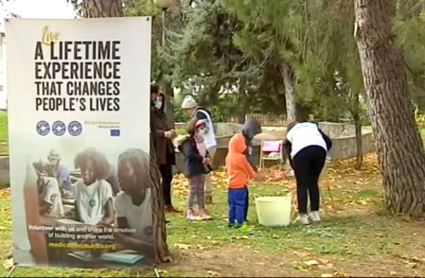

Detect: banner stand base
[154, 267, 161, 277]
[6, 264, 16, 277]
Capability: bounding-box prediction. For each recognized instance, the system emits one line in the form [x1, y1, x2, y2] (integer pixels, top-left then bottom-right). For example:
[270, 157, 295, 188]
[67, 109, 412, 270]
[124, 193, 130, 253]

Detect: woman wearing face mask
[154, 93, 180, 213]
[175, 119, 213, 220]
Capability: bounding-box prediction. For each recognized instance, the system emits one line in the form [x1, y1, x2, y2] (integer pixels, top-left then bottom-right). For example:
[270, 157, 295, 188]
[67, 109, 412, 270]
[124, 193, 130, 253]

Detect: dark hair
[186, 118, 199, 136]
[118, 148, 150, 185]
[150, 84, 159, 95]
[74, 148, 110, 180]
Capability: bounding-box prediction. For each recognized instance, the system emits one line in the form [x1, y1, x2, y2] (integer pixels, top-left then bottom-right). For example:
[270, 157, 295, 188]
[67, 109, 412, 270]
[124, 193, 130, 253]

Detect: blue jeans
[228, 187, 248, 225]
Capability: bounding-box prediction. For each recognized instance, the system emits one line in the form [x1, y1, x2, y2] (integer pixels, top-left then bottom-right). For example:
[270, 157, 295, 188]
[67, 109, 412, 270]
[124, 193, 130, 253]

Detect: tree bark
[164, 83, 175, 128]
[281, 63, 297, 122]
[353, 110, 363, 170]
[354, 0, 425, 217]
[80, 0, 124, 18]
[281, 63, 296, 176]
[81, 0, 170, 262]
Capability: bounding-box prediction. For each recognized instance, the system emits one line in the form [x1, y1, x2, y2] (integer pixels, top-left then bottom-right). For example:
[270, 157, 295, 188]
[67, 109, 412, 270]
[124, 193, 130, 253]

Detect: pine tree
[354, 0, 425, 217]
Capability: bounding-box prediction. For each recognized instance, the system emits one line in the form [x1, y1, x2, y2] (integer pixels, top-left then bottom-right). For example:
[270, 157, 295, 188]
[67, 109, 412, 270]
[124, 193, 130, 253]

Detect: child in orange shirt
[225, 134, 257, 227]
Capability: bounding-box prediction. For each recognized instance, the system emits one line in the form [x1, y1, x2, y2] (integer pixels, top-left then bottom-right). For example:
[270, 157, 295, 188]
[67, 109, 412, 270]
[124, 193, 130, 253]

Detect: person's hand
[254, 173, 264, 181]
[169, 129, 176, 138]
[164, 130, 176, 139]
[203, 157, 211, 165]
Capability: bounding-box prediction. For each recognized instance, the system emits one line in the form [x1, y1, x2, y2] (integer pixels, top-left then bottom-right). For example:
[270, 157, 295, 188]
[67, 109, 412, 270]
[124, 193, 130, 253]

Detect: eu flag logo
[110, 129, 120, 137]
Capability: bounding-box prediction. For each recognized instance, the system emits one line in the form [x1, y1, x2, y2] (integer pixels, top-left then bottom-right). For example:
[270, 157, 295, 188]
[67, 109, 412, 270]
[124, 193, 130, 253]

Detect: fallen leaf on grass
[304, 260, 319, 266]
[196, 244, 207, 250]
[3, 258, 13, 270]
[0, 188, 10, 199]
[174, 243, 191, 250]
[402, 260, 418, 268]
[332, 271, 350, 277]
[211, 240, 221, 246]
[207, 270, 220, 276]
[231, 235, 249, 240]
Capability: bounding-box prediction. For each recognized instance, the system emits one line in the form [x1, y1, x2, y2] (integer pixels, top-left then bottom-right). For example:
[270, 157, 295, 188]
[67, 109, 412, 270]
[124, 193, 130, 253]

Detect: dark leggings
[159, 163, 173, 206]
[292, 146, 326, 214]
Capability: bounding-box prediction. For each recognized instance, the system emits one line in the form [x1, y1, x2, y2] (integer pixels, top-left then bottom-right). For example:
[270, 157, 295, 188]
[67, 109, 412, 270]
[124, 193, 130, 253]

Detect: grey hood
[242, 118, 262, 141]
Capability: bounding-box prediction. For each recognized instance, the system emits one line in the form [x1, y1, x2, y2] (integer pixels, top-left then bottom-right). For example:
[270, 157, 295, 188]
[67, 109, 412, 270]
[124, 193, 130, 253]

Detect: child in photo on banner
[225, 133, 258, 228]
[176, 119, 213, 221]
[73, 148, 114, 225]
[32, 160, 64, 218]
[113, 148, 154, 256]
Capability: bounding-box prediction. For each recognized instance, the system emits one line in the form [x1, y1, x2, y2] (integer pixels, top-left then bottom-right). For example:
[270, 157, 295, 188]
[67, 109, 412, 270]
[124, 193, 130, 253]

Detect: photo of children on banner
[29, 148, 154, 266]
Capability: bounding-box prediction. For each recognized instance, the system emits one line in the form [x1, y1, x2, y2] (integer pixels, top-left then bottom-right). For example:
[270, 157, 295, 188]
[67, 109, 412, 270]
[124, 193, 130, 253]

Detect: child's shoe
[186, 209, 196, 221]
[310, 211, 321, 222]
[240, 223, 251, 231]
[295, 213, 310, 225]
[200, 210, 212, 220]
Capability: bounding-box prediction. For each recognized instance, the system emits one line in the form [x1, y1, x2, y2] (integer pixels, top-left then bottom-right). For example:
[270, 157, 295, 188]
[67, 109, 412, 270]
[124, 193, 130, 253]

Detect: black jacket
[178, 136, 210, 178]
[150, 105, 157, 154]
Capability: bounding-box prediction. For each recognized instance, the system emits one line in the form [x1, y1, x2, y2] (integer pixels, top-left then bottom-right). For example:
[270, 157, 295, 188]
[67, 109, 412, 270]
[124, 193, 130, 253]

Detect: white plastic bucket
[255, 195, 292, 227]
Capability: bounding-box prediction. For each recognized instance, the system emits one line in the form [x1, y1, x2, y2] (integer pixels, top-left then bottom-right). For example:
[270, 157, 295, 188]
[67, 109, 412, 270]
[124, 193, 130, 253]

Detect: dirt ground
[164, 242, 425, 277]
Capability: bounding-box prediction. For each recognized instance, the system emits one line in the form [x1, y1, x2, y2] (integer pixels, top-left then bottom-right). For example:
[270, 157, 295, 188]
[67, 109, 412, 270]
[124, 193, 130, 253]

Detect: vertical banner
[6, 17, 154, 268]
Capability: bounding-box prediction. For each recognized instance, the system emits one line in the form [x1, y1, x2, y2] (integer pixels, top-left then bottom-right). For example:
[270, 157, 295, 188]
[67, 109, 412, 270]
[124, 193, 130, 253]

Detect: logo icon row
[36, 121, 82, 136]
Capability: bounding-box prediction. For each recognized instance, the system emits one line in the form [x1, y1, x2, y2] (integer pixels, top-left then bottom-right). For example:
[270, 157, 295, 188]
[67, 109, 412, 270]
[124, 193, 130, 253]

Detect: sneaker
[240, 223, 251, 231]
[296, 214, 310, 225]
[200, 210, 213, 220]
[228, 223, 235, 228]
[186, 209, 196, 221]
[310, 211, 321, 222]
[205, 195, 213, 205]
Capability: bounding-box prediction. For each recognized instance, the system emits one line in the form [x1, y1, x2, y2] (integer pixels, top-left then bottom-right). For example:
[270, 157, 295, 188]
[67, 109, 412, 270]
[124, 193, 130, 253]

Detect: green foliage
[73, 0, 425, 124]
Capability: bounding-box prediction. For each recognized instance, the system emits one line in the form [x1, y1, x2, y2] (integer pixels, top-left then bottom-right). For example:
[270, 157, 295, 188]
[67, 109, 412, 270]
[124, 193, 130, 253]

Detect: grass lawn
[0, 154, 424, 277]
[0, 111, 7, 155]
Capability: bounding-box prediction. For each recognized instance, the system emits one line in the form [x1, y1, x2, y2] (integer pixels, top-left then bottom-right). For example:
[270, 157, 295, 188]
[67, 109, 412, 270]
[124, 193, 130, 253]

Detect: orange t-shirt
[225, 134, 256, 189]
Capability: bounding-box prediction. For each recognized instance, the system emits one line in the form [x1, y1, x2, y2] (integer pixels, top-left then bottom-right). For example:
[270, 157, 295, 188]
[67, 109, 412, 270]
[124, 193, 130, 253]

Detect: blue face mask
[154, 100, 162, 109]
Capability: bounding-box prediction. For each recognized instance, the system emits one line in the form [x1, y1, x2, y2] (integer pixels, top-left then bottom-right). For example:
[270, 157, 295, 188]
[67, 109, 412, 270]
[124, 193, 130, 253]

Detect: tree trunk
[164, 83, 175, 128]
[80, 0, 170, 262]
[149, 139, 172, 263]
[353, 110, 363, 170]
[354, 0, 425, 217]
[280, 63, 297, 122]
[281, 63, 296, 176]
[80, 0, 124, 17]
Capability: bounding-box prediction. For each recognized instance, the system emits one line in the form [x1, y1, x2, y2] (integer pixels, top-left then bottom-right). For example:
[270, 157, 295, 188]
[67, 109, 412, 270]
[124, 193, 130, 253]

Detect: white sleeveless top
[286, 122, 327, 158]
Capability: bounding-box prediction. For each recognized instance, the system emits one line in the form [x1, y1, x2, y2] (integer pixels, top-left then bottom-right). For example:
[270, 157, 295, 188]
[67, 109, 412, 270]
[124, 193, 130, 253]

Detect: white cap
[181, 95, 197, 109]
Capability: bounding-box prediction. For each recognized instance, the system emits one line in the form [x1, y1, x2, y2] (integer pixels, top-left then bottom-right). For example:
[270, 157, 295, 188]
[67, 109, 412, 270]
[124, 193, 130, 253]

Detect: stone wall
[317, 122, 375, 160]
[0, 122, 376, 185]
[175, 122, 242, 138]
[174, 122, 376, 173]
